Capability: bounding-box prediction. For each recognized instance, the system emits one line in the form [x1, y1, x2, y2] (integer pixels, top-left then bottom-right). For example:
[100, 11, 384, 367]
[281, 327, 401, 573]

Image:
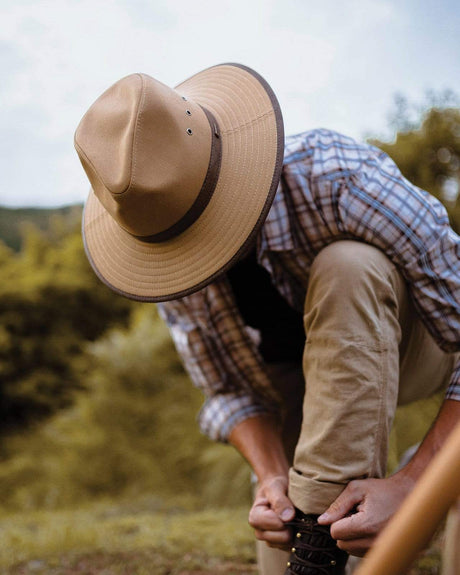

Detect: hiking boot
[284, 511, 348, 575]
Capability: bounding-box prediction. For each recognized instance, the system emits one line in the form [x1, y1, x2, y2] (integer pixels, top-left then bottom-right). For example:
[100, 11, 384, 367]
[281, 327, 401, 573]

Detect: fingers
[263, 478, 295, 522]
[249, 501, 293, 550]
[249, 476, 295, 549]
[336, 536, 375, 557]
[330, 510, 369, 541]
[324, 497, 374, 558]
[249, 501, 285, 531]
[318, 481, 365, 525]
[254, 527, 293, 549]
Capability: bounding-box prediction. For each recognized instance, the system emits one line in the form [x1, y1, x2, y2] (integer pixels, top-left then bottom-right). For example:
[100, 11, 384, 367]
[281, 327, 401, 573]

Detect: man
[74, 63, 460, 575]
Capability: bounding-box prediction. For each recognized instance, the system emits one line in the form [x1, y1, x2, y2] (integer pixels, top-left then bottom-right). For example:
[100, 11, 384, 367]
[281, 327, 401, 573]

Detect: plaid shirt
[158, 129, 460, 442]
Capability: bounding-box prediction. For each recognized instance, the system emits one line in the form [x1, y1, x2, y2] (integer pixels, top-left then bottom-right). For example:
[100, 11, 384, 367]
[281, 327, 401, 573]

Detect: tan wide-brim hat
[75, 63, 284, 302]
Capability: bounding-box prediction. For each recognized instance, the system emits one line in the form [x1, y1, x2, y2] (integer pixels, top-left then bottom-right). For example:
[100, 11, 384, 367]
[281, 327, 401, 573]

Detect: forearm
[395, 398, 460, 483]
[228, 414, 289, 481]
[233, 415, 296, 547]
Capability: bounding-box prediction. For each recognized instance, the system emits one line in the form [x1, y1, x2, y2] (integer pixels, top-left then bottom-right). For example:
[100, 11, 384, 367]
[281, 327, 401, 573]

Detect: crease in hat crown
[74, 72, 216, 238]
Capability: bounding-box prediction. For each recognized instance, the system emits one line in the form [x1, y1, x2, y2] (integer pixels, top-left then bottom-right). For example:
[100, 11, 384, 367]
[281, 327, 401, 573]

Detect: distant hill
[0, 205, 83, 251]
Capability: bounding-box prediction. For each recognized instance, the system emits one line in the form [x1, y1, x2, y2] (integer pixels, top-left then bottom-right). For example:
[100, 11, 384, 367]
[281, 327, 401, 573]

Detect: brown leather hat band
[135, 106, 222, 244]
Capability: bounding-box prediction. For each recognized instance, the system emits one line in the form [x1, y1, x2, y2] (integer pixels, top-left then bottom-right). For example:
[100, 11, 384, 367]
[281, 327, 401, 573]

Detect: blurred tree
[0, 204, 82, 252]
[371, 92, 460, 231]
[0, 222, 133, 436]
[0, 305, 251, 511]
[386, 89, 459, 133]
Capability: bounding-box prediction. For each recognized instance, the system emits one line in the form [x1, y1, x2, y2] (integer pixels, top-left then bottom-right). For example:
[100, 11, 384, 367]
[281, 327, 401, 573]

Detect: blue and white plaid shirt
[158, 129, 460, 442]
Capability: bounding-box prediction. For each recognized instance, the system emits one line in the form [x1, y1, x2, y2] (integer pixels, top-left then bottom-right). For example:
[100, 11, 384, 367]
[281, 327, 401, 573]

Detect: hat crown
[75, 73, 212, 237]
[78, 63, 284, 302]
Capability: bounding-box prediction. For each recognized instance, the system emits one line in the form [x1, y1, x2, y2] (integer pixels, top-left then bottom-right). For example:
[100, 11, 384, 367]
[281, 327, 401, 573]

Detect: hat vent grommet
[186, 128, 193, 135]
[182, 95, 187, 101]
[186, 109, 192, 116]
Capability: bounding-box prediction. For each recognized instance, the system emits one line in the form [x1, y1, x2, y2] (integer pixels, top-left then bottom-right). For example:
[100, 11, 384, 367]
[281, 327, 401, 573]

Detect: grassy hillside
[0, 497, 443, 575]
[0, 205, 82, 251]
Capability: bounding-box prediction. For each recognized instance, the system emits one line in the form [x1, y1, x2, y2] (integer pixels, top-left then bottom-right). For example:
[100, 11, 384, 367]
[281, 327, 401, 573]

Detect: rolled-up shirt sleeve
[157, 278, 280, 442]
[198, 393, 278, 443]
[334, 147, 460, 400]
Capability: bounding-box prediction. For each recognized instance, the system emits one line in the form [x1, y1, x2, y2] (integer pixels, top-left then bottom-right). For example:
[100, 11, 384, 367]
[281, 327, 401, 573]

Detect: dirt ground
[6, 541, 443, 575]
[6, 549, 258, 575]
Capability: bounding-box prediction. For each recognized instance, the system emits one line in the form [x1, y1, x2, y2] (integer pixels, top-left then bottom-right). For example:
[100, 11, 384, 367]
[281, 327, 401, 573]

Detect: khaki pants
[257, 241, 457, 575]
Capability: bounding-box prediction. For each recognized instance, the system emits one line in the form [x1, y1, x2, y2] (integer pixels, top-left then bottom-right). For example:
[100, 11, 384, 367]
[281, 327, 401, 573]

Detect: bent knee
[311, 240, 395, 287]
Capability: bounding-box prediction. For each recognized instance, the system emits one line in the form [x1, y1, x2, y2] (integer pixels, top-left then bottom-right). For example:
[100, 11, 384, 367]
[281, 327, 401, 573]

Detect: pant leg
[255, 360, 367, 574]
[288, 240, 456, 515]
[255, 362, 304, 575]
[255, 539, 290, 575]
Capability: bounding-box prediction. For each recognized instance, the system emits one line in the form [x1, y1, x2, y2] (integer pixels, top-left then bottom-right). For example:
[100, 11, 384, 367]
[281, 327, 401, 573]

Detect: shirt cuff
[446, 359, 460, 401]
[198, 393, 278, 443]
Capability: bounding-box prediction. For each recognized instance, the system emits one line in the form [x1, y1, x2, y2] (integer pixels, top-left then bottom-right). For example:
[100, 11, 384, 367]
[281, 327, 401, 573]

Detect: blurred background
[0, 1, 459, 573]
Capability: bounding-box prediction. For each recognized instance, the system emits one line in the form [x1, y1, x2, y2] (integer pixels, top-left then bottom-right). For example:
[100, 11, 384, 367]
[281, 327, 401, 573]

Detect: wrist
[391, 464, 419, 492]
[258, 469, 289, 484]
[395, 399, 460, 487]
[228, 414, 289, 482]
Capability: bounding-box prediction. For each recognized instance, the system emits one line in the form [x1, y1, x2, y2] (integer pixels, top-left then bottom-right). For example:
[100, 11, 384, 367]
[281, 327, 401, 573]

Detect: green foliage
[0, 305, 251, 512]
[0, 221, 132, 434]
[371, 103, 460, 231]
[0, 204, 82, 252]
[385, 90, 459, 134]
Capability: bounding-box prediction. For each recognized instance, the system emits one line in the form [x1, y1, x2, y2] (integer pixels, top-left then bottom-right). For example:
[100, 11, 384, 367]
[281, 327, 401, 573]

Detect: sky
[1, 0, 459, 208]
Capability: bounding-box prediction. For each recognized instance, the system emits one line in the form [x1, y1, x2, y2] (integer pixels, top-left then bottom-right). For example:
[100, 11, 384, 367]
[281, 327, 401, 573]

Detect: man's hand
[317, 400, 460, 557]
[317, 474, 414, 556]
[248, 474, 295, 549]
[228, 415, 295, 549]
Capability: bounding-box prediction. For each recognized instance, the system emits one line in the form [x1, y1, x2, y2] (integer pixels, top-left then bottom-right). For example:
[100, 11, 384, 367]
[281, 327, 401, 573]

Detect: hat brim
[82, 63, 284, 302]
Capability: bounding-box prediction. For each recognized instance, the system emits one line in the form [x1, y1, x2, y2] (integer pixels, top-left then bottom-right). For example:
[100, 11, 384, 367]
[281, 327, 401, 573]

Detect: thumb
[265, 479, 295, 522]
[318, 481, 364, 525]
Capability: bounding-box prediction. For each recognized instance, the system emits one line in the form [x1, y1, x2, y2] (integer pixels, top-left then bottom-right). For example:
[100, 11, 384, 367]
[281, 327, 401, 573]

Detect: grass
[0, 497, 257, 574]
[0, 496, 446, 575]
[0, 394, 447, 574]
